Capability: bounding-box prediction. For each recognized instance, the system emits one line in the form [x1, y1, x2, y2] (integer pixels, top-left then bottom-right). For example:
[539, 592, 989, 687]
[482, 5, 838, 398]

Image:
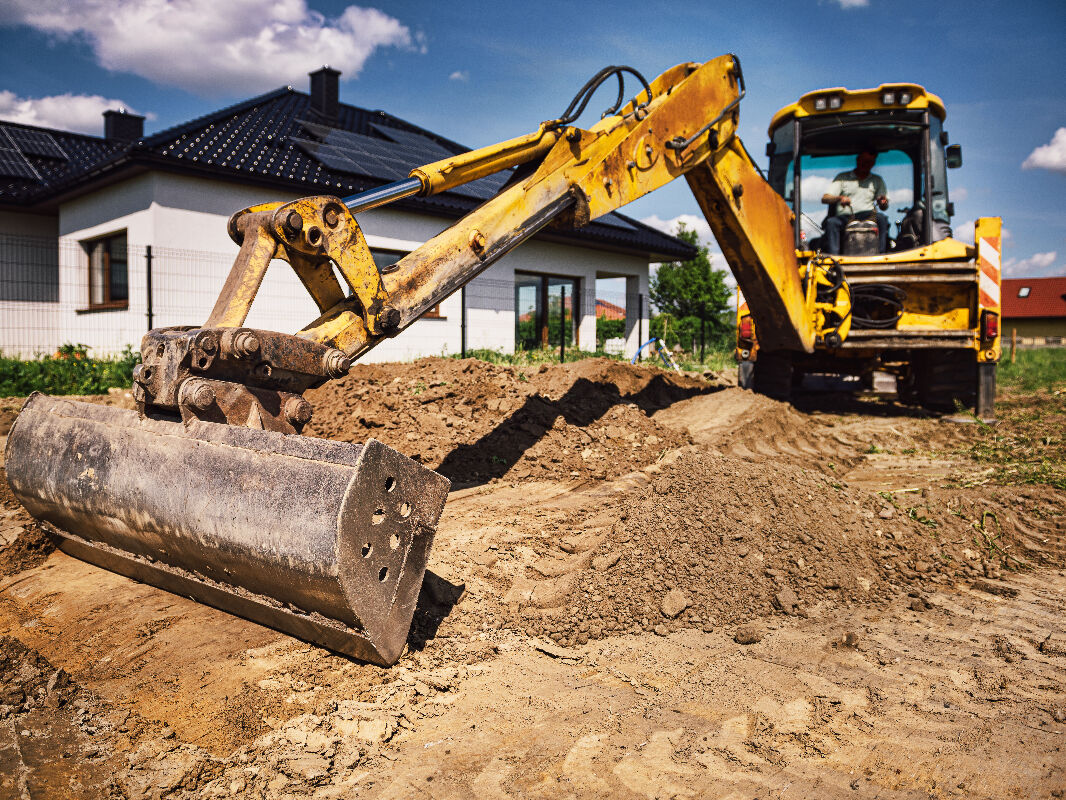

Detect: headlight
[814, 97, 827, 111]
[881, 91, 896, 105]
[899, 91, 913, 104]
[828, 95, 843, 109]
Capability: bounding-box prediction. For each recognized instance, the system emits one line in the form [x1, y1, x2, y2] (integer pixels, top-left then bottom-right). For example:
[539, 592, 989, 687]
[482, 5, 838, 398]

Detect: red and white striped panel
[978, 235, 1001, 308]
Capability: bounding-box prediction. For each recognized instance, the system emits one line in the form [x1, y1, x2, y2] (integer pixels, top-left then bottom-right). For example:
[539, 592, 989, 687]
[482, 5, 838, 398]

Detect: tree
[649, 222, 732, 360]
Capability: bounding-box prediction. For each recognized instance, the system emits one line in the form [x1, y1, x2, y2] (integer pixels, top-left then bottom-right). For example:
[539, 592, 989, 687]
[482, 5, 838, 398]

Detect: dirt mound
[306, 357, 712, 484]
[502, 446, 1060, 648]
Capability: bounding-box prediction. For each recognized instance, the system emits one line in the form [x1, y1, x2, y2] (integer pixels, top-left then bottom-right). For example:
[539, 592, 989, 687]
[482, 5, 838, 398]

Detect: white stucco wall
[2, 171, 650, 360]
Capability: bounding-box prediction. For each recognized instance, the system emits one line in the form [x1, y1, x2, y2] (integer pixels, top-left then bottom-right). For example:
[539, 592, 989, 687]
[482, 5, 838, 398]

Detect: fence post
[560, 284, 566, 363]
[637, 292, 644, 360]
[1010, 327, 1016, 364]
[460, 285, 467, 358]
[145, 245, 154, 332]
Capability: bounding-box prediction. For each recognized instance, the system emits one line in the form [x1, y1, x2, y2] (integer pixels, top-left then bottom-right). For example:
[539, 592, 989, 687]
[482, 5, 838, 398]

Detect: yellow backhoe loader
[735, 83, 1001, 412]
[4, 54, 999, 665]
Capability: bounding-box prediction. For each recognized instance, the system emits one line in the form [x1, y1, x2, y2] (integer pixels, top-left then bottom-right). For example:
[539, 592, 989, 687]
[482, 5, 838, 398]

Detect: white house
[0, 69, 693, 361]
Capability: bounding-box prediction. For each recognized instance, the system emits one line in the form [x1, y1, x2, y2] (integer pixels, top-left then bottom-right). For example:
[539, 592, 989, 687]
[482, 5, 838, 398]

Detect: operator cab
[766, 84, 963, 256]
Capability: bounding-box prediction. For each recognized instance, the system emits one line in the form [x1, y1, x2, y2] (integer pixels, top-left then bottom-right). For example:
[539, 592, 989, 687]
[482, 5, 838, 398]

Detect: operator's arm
[874, 174, 889, 210]
[822, 175, 850, 207]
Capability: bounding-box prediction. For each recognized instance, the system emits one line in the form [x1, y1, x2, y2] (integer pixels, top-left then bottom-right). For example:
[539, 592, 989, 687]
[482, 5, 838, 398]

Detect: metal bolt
[254, 362, 273, 379]
[230, 330, 260, 359]
[379, 306, 401, 331]
[194, 330, 217, 353]
[284, 397, 313, 426]
[182, 381, 215, 411]
[469, 230, 487, 252]
[323, 205, 340, 228]
[283, 210, 303, 238]
[323, 349, 351, 378]
[603, 177, 613, 189]
[566, 128, 581, 143]
[626, 160, 637, 170]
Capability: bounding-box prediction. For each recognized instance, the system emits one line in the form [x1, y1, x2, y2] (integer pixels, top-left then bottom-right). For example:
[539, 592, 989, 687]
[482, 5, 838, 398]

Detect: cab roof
[769, 83, 946, 136]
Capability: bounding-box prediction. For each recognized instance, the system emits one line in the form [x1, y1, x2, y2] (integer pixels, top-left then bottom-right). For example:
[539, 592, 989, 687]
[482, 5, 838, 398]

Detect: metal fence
[0, 233, 645, 361]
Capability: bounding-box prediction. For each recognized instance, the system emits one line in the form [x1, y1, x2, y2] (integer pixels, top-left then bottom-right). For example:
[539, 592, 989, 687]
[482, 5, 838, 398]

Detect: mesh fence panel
[0, 235, 646, 360]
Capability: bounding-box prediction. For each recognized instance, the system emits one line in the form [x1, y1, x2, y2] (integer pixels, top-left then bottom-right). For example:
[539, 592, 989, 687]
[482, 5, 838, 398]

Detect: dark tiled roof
[1002, 277, 1066, 319]
[0, 88, 695, 260]
[0, 120, 123, 203]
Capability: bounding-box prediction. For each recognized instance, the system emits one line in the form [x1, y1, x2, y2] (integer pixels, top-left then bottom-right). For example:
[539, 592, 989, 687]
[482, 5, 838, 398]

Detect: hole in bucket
[361, 543, 372, 558]
[378, 566, 388, 582]
[399, 502, 412, 519]
[372, 509, 385, 525]
[385, 476, 396, 492]
[197, 356, 208, 368]
[390, 533, 400, 550]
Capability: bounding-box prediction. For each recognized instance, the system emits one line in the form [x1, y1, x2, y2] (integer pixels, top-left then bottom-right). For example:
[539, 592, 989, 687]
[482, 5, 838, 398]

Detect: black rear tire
[737, 360, 754, 390]
[911, 350, 978, 412]
[752, 351, 794, 401]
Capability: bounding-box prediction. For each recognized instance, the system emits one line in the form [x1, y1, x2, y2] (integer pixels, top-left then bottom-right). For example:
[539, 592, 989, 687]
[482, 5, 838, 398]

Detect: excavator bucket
[4, 393, 450, 666]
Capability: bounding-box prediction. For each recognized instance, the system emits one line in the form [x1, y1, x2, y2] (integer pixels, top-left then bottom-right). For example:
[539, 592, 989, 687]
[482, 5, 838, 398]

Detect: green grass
[997, 348, 1066, 393]
[0, 344, 140, 396]
[959, 388, 1066, 491]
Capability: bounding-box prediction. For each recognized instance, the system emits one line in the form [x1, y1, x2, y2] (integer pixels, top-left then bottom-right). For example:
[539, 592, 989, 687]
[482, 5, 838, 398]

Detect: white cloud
[641, 213, 734, 293]
[640, 213, 713, 246]
[1004, 251, 1060, 278]
[800, 175, 832, 203]
[3, 0, 416, 96]
[0, 90, 145, 134]
[952, 186, 968, 202]
[1022, 128, 1066, 174]
[449, 70, 469, 82]
[832, 0, 870, 7]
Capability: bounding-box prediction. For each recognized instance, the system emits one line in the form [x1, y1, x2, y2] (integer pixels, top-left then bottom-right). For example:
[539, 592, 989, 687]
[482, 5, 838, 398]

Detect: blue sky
[1, 0, 1064, 278]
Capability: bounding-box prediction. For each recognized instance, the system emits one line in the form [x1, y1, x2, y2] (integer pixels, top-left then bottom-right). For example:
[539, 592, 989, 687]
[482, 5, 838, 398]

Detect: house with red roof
[1001, 276, 1066, 343]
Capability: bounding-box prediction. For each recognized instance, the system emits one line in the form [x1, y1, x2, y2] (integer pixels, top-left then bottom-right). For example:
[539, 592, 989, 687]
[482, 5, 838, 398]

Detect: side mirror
[765, 142, 775, 157]
[946, 144, 963, 168]
[946, 202, 955, 217]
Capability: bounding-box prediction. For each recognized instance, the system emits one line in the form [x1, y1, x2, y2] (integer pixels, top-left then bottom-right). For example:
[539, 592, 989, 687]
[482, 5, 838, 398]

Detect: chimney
[103, 109, 145, 142]
[309, 66, 341, 123]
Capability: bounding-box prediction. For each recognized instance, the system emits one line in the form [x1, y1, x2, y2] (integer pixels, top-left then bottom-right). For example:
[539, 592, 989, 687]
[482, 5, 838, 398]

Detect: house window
[1018, 287, 1031, 298]
[371, 248, 443, 318]
[85, 232, 128, 309]
[514, 271, 577, 350]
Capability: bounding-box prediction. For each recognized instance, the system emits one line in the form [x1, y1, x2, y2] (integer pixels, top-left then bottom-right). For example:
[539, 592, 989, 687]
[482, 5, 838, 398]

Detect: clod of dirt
[734, 624, 765, 645]
[660, 589, 689, 619]
[972, 579, 1020, 598]
[773, 588, 801, 615]
[0, 635, 77, 717]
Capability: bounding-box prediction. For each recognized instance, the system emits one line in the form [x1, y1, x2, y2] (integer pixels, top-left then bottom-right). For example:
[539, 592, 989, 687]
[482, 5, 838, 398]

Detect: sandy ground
[0, 358, 1064, 799]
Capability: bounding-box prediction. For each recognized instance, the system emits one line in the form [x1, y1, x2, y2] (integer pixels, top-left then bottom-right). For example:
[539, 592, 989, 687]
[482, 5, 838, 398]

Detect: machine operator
[821, 149, 889, 254]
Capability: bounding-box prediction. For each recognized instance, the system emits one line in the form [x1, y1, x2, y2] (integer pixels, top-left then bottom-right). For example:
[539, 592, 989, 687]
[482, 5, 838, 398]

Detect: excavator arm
[5, 54, 844, 666]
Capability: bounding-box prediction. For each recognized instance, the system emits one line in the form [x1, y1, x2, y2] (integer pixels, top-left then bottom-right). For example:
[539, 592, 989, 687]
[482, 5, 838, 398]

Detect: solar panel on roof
[2, 126, 68, 160]
[369, 123, 453, 159]
[0, 147, 40, 180]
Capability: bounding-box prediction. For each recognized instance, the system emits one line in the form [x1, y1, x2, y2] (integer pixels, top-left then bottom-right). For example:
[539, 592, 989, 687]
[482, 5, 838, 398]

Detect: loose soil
[1, 359, 1064, 799]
